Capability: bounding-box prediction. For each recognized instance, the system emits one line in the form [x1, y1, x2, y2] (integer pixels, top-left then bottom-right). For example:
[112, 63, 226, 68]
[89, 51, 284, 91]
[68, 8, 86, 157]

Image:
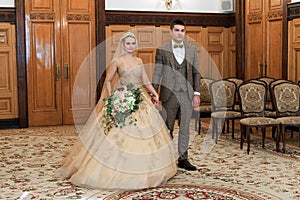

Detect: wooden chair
[258, 77, 275, 111]
[238, 81, 280, 154]
[227, 77, 243, 111]
[271, 81, 300, 152]
[210, 79, 241, 143]
[193, 77, 214, 134]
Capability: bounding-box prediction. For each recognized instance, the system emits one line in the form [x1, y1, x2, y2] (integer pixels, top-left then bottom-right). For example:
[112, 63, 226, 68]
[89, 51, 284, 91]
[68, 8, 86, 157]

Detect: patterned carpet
[0, 121, 299, 200]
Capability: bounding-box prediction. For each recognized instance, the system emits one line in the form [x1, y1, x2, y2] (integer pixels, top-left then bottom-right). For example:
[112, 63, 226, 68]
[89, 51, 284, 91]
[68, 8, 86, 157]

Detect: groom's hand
[151, 95, 159, 105]
[192, 95, 200, 108]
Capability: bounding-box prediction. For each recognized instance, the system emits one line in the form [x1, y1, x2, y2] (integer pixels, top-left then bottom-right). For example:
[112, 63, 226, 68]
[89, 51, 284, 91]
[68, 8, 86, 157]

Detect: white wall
[0, 0, 14, 7]
[105, 0, 235, 13]
[292, 0, 300, 2]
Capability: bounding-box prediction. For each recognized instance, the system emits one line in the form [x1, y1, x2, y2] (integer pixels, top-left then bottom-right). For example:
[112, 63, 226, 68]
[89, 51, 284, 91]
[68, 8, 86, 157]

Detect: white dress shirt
[172, 40, 185, 65]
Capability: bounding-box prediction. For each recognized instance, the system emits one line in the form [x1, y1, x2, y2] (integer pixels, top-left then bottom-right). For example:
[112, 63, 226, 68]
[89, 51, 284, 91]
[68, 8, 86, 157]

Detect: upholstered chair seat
[240, 117, 279, 126]
[276, 116, 300, 124]
[211, 111, 241, 119]
[193, 104, 211, 113]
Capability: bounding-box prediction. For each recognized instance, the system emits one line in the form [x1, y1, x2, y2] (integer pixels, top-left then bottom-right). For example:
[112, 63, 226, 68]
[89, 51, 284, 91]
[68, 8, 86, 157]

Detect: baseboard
[0, 118, 19, 129]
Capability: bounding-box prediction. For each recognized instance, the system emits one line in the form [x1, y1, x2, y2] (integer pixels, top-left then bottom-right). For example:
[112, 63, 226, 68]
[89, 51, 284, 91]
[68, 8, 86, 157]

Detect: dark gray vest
[173, 55, 187, 92]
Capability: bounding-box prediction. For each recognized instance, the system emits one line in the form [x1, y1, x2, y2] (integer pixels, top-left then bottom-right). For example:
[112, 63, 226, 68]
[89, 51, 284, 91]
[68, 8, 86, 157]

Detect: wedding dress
[56, 64, 177, 190]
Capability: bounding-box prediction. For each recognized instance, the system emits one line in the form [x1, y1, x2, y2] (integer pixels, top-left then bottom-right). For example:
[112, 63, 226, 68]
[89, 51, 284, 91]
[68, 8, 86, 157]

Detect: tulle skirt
[56, 91, 178, 190]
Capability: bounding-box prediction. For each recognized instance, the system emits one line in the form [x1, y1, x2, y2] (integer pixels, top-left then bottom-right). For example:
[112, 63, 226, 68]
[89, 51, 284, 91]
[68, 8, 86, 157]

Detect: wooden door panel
[0, 24, 18, 119]
[137, 50, 155, 81]
[249, 0, 263, 12]
[267, 20, 282, 78]
[134, 27, 156, 48]
[105, 25, 130, 63]
[229, 27, 236, 77]
[61, 0, 96, 124]
[27, 22, 62, 126]
[245, 22, 264, 79]
[269, 0, 282, 8]
[207, 27, 226, 79]
[159, 26, 172, 45]
[186, 26, 202, 46]
[62, 23, 96, 124]
[289, 19, 300, 81]
[135, 26, 157, 81]
[67, 0, 89, 12]
[295, 47, 300, 81]
[30, 0, 54, 12]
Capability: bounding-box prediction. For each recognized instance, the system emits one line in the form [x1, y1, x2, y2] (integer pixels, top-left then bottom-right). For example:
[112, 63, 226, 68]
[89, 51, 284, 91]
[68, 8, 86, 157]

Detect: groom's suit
[153, 41, 200, 160]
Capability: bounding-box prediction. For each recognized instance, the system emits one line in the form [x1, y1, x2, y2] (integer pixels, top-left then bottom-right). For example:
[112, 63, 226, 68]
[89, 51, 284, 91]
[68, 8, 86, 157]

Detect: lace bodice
[118, 64, 143, 86]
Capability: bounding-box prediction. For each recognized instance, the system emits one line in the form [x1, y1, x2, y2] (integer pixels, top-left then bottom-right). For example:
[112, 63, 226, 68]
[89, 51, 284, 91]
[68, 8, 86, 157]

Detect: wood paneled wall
[0, 2, 237, 127]
[106, 25, 236, 81]
[0, 23, 18, 120]
[288, 2, 300, 82]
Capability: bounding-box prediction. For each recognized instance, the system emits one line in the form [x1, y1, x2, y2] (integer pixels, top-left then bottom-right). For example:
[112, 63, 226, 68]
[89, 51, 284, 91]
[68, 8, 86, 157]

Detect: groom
[152, 19, 201, 171]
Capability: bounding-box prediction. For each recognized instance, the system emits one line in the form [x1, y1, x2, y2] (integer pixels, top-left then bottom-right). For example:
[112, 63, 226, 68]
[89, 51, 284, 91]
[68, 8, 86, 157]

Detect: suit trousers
[161, 91, 193, 161]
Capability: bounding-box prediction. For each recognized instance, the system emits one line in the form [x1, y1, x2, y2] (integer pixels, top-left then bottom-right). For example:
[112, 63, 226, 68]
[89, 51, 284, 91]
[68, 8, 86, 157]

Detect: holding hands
[192, 95, 200, 108]
[151, 94, 159, 105]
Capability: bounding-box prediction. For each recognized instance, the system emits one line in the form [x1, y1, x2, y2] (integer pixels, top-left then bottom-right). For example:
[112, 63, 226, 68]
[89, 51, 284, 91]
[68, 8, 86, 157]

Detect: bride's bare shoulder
[135, 57, 143, 64]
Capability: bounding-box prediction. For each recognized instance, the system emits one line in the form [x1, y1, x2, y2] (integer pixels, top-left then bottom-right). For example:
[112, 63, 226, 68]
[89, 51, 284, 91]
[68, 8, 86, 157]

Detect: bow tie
[174, 44, 183, 48]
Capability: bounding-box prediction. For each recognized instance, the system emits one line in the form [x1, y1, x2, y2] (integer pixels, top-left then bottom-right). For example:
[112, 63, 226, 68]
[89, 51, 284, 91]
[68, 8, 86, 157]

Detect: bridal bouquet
[101, 83, 143, 134]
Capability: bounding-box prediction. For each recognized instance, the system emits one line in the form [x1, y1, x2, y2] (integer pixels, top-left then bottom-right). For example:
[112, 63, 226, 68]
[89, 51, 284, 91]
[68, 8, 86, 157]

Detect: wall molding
[0, 119, 19, 129]
[288, 2, 300, 20]
[0, 8, 16, 23]
[105, 11, 235, 27]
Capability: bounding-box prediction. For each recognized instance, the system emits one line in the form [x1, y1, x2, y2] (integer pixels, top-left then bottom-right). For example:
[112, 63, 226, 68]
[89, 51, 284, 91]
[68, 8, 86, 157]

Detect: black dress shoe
[177, 159, 197, 171]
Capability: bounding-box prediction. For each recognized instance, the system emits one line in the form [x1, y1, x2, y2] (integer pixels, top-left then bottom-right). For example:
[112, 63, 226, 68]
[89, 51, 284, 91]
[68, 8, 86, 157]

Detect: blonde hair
[113, 31, 138, 60]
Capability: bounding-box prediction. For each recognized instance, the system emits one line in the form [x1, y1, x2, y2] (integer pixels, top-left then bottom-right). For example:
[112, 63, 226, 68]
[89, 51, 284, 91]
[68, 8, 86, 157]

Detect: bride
[56, 31, 177, 190]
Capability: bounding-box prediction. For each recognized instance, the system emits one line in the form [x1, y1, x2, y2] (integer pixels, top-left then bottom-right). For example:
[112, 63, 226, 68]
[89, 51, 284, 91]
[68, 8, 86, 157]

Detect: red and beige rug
[102, 184, 281, 200]
[0, 122, 299, 199]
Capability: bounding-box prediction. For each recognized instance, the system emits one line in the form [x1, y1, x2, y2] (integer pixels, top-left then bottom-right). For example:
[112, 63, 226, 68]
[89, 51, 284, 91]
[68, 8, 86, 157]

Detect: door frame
[15, 0, 27, 128]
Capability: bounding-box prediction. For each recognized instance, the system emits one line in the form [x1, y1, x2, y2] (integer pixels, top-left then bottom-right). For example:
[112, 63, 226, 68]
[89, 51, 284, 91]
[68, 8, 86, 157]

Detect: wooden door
[26, 0, 95, 126]
[245, 0, 283, 80]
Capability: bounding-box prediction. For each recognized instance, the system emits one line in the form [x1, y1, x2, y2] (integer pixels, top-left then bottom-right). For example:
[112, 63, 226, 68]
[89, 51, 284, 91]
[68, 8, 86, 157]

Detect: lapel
[165, 42, 175, 69]
[184, 42, 191, 78]
[184, 42, 191, 64]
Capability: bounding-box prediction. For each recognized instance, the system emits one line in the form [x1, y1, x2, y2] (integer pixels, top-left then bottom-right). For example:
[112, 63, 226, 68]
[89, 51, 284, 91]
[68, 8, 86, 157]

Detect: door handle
[262, 61, 267, 77]
[64, 64, 69, 80]
[258, 62, 263, 77]
[0, 33, 6, 44]
[56, 63, 61, 80]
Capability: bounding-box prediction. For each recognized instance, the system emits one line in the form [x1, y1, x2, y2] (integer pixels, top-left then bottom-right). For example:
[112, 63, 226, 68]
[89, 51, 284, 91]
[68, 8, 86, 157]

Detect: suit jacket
[152, 42, 200, 102]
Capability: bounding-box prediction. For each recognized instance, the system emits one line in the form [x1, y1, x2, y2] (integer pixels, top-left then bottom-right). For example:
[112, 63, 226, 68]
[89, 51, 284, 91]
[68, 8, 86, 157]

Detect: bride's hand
[151, 94, 159, 105]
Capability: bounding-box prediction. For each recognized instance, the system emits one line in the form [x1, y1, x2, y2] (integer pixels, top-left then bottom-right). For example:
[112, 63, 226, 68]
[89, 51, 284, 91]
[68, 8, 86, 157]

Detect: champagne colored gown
[56, 63, 177, 190]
